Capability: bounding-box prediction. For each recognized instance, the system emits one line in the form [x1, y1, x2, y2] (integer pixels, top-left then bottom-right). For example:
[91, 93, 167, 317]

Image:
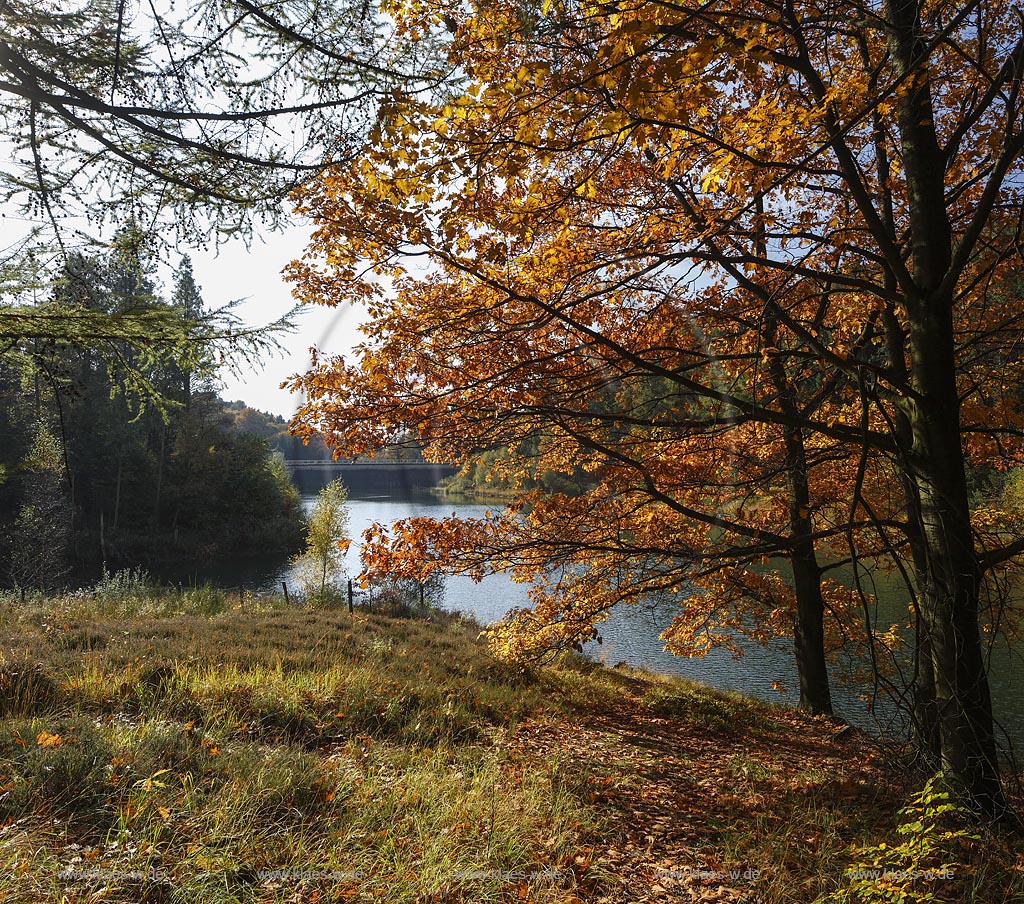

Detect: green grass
[641, 678, 786, 736]
[0, 589, 1020, 903]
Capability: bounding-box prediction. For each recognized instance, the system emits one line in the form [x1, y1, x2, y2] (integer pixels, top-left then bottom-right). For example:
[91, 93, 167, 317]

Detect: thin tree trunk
[765, 350, 833, 715]
[112, 455, 123, 531]
[883, 306, 941, 765]
[790, 540, 832, 715]
[757, 195, 833, 715]
[153, 422, 165, 527]
[780, 408, 832, 715]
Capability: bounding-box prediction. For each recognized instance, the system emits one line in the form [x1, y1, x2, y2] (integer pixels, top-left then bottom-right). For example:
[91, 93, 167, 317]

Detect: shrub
[90, 564, 155, 614]
[365, 572, 445, 617]
[823, 776, 981, 904]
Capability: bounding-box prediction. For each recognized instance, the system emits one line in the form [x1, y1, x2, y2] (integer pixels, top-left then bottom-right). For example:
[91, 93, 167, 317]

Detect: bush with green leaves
[823, 777, 981, 904]
[292, 478, 351, 606]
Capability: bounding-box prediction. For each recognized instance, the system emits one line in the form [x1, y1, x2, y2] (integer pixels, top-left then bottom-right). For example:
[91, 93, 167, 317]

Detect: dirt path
[505, 675, 899, 903]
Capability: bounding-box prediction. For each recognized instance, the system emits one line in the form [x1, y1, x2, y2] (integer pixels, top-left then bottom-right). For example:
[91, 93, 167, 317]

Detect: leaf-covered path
[504, 669, 899, 903]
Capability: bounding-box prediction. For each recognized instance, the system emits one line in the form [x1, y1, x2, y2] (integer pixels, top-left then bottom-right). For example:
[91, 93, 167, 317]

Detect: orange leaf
[36, 731, 63, 748]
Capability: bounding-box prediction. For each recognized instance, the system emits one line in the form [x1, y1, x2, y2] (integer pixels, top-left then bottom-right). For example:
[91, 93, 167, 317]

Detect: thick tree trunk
[903, 323, 1002, 812]
[883, 0, 1003, 815]
[894, 429, 942, 765]
[912, 608, 941, 765]
[864, 47, 941, 756]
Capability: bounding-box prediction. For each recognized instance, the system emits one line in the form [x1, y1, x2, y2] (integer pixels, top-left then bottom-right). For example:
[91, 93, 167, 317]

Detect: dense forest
[0, 249, 305, 587]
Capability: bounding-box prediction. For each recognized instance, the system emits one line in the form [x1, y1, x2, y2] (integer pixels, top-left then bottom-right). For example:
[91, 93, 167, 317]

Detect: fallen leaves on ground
[501, 675, 900, 903]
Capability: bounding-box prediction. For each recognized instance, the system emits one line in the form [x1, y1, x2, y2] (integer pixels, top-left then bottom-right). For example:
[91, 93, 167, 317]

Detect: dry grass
[0, 589, 1020, 903]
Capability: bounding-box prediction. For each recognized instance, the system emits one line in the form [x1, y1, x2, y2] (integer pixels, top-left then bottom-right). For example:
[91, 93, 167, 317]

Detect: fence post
[282, 581, 290, 606]
[347, 579, 354, 614]
[419, 581, 425, 611]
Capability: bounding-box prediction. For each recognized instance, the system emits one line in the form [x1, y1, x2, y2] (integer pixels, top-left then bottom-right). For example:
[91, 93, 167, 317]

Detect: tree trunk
[912, 611, 941, 765]
[883, 306, 941, 764]
[782, 413, 832, 715]
[766, 358, 833, 712]
[153, 423, 166, 528]
[791, 541, 832, 715]
[910, 446, 1000, 814]
[902, 324, 1002, 812]
[113, 455, 123, 531]
[755, 194, 834, 716]
[884, 0, 1003, 815]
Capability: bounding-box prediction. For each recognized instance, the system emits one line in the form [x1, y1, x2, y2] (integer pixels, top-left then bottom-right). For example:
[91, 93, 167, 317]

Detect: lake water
[220, 492, 1022, 753]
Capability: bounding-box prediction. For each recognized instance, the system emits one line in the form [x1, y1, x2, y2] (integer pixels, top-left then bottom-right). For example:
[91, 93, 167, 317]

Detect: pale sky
[0, 207, 367, 422]
[184, 222, 367, 421]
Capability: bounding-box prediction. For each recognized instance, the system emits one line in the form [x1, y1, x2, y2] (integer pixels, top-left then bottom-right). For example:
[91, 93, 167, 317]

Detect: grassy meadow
[0, 582, 1021, 903]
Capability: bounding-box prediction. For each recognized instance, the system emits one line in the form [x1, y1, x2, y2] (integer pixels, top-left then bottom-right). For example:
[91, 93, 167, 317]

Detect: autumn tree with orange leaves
[287, 0, 1024, 816]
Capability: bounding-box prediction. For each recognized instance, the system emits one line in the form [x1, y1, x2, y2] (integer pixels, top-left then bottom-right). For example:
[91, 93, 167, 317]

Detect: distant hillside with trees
[221, 405, 428, 466]
[220, 401, 333, 462]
